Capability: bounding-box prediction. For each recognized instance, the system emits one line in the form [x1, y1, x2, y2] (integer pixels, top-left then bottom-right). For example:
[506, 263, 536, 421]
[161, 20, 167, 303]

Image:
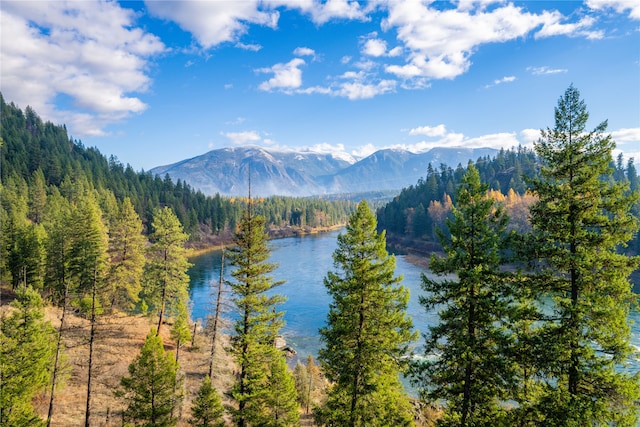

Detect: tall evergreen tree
[317, 202, 416, 427]
[263, 354, 300, 427]
[412, 163, 516, 427]
[119, 330, 183, 427]
[0, 286, 57, 427]
[143, 206, 191, 336]
[526, 85, 640, 425]
[189, 376, 226, 427]
[227, 204, 291, 427]
[106, 197, 146, 311]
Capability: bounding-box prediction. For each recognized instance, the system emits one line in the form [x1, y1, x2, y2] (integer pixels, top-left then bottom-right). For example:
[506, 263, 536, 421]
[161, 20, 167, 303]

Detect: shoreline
[186, 224, 345, 258]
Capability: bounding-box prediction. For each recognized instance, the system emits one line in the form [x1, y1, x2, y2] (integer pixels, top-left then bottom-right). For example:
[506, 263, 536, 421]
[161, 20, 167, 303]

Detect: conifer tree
[318, 202, 416, 427]
[170, 299, 192, 364]
[0, 285, 57, 426]
[413, 163, 516, 427]
[227, 204, 290, 427]
[119, 330, 183, 427]
[106, 197, 146, 311]
[189, 376, 225, 427]
[525, 85, 640, 425]
[143, 206, 191, 335]
[263, 354, 300, 427]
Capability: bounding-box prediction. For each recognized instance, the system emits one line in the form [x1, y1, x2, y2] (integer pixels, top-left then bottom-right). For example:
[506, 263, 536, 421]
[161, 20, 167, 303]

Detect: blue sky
[1, 0, 639, 170]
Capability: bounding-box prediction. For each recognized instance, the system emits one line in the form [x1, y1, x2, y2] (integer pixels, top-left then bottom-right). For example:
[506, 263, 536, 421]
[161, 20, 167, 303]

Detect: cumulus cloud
[535, 14, 602, 39]
[381, 2, 603, 81]
[223, 131, 262, 145]
[145, 1, 278, 48]
[257, 58, 306, 91]
[0, 1, 165, 136]
[586, 0, 640, 20]
[294, 47, 316, 57]
[270, 0, 368, 25]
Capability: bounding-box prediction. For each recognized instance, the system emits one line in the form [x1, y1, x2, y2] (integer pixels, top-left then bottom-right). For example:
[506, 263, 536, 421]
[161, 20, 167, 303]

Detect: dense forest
[377, 142, 640, 253]
[0, 93, 355, 242]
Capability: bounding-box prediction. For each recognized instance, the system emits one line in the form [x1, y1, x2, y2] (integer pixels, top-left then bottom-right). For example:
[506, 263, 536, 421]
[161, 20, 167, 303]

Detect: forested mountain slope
[377, 145, 640, 253]
[0, 94, 355, 239]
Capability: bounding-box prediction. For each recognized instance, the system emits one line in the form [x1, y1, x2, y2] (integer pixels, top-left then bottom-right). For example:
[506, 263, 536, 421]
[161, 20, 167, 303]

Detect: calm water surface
[188, 229, 640, 373]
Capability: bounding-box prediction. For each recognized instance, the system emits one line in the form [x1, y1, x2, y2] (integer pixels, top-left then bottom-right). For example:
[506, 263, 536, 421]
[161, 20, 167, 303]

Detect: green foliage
[377, 147, 539, 238]
[263, 354, 300, 427]
[318, 202, 416, 427]
[170, 299, 192, 363]
[524, 85, 640, 425]
[142, 206, 191, 335]
[188, 376, 225, 427]
[412, 163, 517, 427]
[0, 93, 354, 242]
[119, 330, 183, 427]
[107, 197, 146, 311]
[227, 205, 292, 426]
[0, 286, 57, 426]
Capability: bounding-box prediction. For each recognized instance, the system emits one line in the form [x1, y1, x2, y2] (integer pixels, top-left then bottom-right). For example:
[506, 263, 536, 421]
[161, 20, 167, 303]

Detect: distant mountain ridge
[150, 146, 499, 197]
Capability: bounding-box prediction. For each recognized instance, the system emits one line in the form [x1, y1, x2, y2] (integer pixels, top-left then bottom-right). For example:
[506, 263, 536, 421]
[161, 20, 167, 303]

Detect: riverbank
[185, 224, 346, 257]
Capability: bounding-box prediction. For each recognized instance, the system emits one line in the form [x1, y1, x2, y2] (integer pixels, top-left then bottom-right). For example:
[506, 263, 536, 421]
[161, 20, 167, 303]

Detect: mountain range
[150, 146, 499, 197]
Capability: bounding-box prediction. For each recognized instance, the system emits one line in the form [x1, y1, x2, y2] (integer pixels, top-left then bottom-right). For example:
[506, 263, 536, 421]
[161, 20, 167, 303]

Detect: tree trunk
[47, 281, 68, 427]
[85, 270, 98, 427]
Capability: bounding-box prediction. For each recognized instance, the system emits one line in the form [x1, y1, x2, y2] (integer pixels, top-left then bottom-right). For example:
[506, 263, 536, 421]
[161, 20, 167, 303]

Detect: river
[188, 229, 640, 374]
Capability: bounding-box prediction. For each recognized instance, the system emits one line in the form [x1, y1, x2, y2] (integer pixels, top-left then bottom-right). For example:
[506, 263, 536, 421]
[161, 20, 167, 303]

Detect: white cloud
[610, 127, 640, 142]
[484, 75, 516, 88]
[527, 66, 568, 75]
[535, 13, 602, 39]
[269, 0, 368, 25]
[223, 131, 262, 145]
[586, 0, 640, 20]
[294, 47, 316, 57]
[381, 2, 604, 82]
[363, 38, 388, 57]
[145, 1, 278, 49]
[236, 42, 263, 51]
[351, 144, 378, 159]
[0, 1, 165, 136]
[409, 124, 447, 137]
[257, 58, 306, 91]
[520, 128, 542, 146]
[337, 80, 396, 100]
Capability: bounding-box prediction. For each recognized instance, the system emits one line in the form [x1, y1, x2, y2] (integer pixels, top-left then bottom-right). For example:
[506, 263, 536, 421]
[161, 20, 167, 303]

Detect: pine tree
[0, 285, 57, 426]
[526, 85, 640, 425]
[170, 299, 192, 364]
[263, 354, 300, 427]
[189, 376, 225, 427]
[119, 330, 183, 427]
[412, 163, 516, 427]
[143, 206, 191, 336]
[317, 201, 416, 427]
[106, 197, 146, 311]
[227, 205, 290, 427]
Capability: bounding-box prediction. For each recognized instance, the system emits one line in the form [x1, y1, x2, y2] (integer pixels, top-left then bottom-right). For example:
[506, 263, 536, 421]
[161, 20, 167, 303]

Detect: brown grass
[32, 304, 236, 427]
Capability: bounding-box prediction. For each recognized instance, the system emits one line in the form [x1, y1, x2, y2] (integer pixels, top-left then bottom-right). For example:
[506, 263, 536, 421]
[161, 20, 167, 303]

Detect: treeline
[0, 93, 354, 240]
[377, 144, 640, 250]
